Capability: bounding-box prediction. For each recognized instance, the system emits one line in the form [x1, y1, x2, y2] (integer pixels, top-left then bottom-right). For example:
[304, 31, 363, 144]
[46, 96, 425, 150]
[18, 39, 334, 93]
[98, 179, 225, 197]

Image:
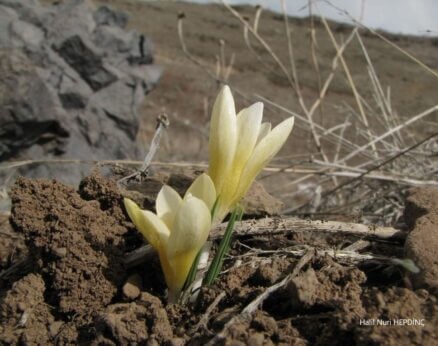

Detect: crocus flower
[209, 85, 294, 223]
[124, 173, 216, 302]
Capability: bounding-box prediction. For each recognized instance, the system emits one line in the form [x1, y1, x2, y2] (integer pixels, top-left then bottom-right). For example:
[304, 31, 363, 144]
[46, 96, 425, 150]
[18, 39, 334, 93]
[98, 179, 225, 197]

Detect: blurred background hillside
[3, 0, 438, 222]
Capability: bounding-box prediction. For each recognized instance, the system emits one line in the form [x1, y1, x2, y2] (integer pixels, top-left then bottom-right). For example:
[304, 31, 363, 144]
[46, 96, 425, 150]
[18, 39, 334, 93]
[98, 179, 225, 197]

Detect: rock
[0, 50, 70, 160]
[241, 180, 284, 217]
[93, 5, 129, 28]
[251, 311, 278, 335]
[88, 79, 138, 138]
[93, 25, 138, 55]
[97, 294, 173, 345]
[0, 0, 50, 28]
[55, 35, 118, 91]
[46, 0, 96, 42]
[247, 333, 265, 346]
[122, 274, 142, 300]
[10, 19, 44, 48]
[0, 0, 161, 185]
[404, 187, 438, 293]
[169, 338, 185, 346]
[53, 247, 67, 258]
[286, 268, 319, 308]
[0, 5, 19, 48]
[49, 321, 64, 338]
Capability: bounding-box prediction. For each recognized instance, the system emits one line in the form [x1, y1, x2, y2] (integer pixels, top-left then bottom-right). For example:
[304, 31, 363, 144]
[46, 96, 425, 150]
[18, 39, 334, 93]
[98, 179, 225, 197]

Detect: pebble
[49, 321, 64, 337]
[122, 274, 142, 300]
[247, 333, 265, 346]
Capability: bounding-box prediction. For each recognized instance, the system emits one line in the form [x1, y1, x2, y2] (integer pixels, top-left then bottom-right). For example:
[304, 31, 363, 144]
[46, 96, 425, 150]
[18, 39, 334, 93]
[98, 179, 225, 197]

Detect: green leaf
[204, 207, 241, 286]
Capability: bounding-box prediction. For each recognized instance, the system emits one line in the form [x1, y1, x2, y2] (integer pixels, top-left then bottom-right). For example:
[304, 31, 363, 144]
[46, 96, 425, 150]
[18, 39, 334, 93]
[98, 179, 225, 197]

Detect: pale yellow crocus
[124, 173, 216, 302]
[209, 85, 294, 223]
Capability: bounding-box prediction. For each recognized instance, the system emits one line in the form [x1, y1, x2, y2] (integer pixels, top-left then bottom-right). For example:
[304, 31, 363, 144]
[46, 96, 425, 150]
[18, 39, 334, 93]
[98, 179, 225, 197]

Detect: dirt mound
[1, 173, 437, 344]
[10, 176, 126, 323]
[0, 274, 54, 345]
[404, 187, 438, 293]
[94, 292, 173, 345]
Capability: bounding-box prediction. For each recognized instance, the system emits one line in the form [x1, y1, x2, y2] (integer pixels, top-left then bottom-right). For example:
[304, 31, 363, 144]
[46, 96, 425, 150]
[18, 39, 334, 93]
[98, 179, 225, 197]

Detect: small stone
[122, 274, 142, 300]
[251, 311, 278, 335]
[49, 321, 64, 337]
[286, 268, 319, 308]
[53, 247, 67, 258]
[247, 333, 264, 346]
[169, 337, 185, 346]
[415, 289, 429, 299]
[146, 338, 159, 346]
[17, 302, 27, 312]
[228, 341, 245, 346]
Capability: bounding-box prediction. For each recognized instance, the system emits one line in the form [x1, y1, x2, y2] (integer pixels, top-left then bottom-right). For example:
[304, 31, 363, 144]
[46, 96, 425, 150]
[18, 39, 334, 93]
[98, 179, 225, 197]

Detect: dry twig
[207, 251, 313, 345]
[124, 217, 404, 268]
[190, 291, 226, 334]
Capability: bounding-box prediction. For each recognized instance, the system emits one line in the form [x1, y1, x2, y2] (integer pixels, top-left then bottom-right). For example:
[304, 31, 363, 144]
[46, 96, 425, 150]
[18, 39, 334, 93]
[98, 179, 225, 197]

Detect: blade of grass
[204, 207, 243, 286]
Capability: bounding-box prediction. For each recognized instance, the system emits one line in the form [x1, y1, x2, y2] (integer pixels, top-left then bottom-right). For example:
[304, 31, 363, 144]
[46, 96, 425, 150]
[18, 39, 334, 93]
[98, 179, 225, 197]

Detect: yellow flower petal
[124, 198, 170, 250]
[234, 102, 263, 171]
[167, 195, 211, 292]
[236, 116, 294, 199]
[212, 103, 263, 222]
[256, 122, 271, 145]
[156, 185, 182, 229]
[208, 85, 237, 193]
[184, 173, 217, 211]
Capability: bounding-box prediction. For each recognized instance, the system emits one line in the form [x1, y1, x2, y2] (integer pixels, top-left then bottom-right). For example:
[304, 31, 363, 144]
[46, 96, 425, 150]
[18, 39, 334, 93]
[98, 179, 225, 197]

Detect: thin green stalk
[204, 206, 243, 286]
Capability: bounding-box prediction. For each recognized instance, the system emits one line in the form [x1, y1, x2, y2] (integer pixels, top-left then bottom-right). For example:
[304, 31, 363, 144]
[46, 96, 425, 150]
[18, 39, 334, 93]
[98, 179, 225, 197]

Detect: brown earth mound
[404, 187, 438, 294]
[1, 173, 437, 345]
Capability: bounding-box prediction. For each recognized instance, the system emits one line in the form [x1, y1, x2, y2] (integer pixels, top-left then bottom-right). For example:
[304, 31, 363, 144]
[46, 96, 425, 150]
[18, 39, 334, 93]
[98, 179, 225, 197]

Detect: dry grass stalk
[211, 217, 404, 241]
[123, 216, 404, 269]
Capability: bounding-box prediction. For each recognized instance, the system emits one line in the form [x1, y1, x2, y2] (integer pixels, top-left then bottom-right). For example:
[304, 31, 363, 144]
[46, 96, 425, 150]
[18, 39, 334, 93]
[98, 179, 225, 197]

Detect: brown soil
[404, 187, 438, 294]
[1, 172, 437, 345]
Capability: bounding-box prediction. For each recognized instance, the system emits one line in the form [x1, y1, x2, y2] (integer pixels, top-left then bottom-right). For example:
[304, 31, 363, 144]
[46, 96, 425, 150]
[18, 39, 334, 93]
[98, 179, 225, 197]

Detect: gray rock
[0, 0, 52, 28]
[45, 0, 96, 43]
[10, 19, 44, 48]
[55, 35, 118, 91]
[0, 0, 162, 185]
[0, 5, 19, 48]
[93, 25, 138, 55]
[0, 51, 69, 160]
[93, 5, 129, 28]
[88, 79, 138, 139]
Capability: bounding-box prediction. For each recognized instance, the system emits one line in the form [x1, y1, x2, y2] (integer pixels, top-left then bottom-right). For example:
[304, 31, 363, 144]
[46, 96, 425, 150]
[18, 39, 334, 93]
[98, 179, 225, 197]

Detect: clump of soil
[1, 173, 437, 344]
[404, 187, 438, 293]
[10, 176, 126, 324]
[94, 292, 173, 345]
[0, 274, 54, 345]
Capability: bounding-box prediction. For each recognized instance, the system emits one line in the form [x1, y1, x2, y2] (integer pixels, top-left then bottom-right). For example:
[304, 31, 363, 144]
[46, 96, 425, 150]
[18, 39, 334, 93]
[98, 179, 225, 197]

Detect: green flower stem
[204, 206, 243, 286]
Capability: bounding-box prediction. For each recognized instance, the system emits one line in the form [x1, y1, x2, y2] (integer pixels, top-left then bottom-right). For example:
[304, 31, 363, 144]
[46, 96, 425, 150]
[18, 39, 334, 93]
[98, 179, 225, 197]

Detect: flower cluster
[124, 85, 294, 301]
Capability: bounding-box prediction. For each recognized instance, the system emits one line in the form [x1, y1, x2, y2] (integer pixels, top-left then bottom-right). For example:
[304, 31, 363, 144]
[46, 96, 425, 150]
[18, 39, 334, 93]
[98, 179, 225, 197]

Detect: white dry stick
[191, 291, 226, 334]
[210, 217, 405, 241]
[2, 159, 436, 187]
[140, 114, 169, 172]
[118, 114, 169, 184]
[124, 217, 404, 268]
[340, 104, 438, 163]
